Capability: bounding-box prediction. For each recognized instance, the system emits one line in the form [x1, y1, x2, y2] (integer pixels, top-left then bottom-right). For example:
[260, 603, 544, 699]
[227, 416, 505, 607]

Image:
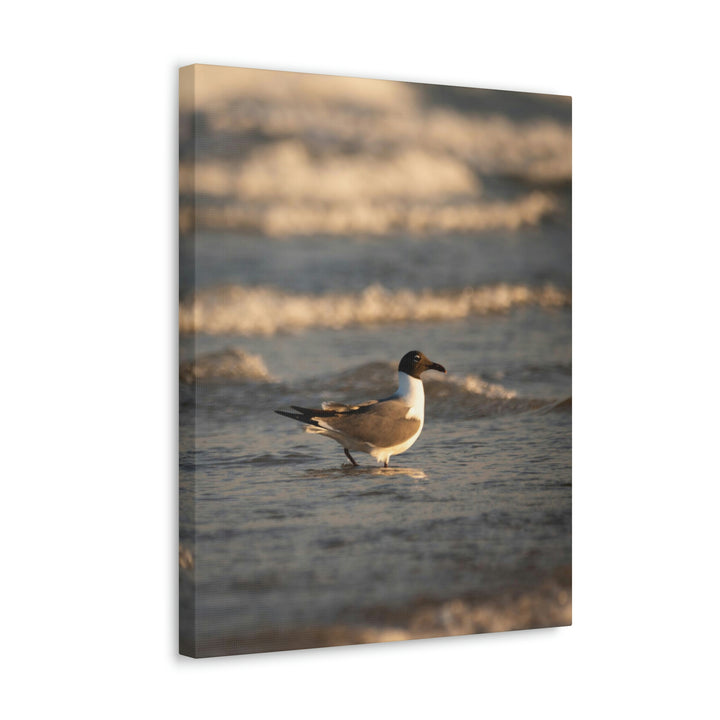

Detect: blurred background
[180, 66, 570, 243]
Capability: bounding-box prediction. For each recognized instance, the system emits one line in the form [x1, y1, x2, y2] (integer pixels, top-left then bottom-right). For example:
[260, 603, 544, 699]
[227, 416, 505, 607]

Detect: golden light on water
[180, 64, 570, 238]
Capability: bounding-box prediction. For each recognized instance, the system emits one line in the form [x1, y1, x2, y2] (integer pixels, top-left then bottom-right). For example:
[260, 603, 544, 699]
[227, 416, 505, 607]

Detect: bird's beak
[429, 361, 446, 374]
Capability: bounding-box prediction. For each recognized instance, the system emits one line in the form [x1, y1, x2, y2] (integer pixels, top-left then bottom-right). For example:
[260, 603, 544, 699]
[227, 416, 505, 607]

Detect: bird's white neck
[395, 371, 425, 420]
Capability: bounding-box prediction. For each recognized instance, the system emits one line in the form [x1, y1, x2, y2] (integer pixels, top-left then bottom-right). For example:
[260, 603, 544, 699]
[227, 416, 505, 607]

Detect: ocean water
[179, 67, 571, 657]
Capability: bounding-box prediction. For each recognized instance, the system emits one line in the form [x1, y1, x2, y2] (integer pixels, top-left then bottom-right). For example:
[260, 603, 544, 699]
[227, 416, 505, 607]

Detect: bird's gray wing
[319, 398, 421, 447]
[275, 402, 377, 426]
[320, 400, 378, 412]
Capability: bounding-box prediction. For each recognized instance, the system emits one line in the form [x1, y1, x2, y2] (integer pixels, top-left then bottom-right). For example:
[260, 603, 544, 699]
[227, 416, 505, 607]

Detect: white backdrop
[2, 1, 719, 718]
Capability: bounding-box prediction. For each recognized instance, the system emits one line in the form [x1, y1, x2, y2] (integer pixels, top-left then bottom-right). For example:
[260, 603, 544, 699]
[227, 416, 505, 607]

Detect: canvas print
[179, 65, 571, 658]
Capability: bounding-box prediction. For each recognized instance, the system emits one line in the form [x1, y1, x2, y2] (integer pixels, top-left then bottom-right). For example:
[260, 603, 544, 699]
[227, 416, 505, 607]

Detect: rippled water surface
[180, 306, 571, 656]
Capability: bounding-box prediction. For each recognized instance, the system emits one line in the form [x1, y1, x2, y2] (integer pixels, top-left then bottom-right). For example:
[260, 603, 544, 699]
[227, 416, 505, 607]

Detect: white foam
[179, 67, 570, 237]
[445, 373, 517, 399]
[179, 282, 570, 336]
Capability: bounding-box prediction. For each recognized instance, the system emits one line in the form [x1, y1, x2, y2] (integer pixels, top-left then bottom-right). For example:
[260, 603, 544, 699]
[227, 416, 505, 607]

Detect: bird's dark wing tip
[275, 408, 320, 427]
[275, 409, 300, 419]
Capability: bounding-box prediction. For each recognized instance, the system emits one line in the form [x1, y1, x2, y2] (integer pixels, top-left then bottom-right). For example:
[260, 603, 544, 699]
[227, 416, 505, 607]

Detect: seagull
[275, 350, 446, 467]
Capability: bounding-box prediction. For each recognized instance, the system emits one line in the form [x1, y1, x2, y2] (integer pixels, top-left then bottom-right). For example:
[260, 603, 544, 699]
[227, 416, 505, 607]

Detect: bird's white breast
[395, 371, 425, 422]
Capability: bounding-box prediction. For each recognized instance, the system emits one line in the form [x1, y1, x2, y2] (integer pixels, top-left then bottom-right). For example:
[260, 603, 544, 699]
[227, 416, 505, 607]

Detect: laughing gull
[275, 350, 446, 467]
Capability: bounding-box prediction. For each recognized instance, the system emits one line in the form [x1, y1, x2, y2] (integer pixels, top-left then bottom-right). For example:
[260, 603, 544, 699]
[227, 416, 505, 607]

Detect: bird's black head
[398, 350, 447, 379]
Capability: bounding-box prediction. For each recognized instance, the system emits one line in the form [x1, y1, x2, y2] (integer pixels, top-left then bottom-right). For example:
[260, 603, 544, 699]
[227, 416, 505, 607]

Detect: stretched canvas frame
[179, 65, 571, 658]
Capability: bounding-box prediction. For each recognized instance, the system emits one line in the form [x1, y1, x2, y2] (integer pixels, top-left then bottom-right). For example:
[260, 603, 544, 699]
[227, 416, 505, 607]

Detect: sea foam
[179, 282, 570, 336]
[179, 67, 570, 237]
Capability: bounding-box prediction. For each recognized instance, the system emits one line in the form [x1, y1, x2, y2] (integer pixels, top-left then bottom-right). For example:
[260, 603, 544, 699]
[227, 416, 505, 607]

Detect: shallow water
[181, 388, 570, 644]
[179, 69, 571, 656]
[179, 301, 571, 655]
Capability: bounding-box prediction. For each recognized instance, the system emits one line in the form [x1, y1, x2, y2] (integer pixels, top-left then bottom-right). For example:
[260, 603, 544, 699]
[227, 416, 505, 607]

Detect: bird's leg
[384, 460, 389, 468]
[344, 448, 358, 466]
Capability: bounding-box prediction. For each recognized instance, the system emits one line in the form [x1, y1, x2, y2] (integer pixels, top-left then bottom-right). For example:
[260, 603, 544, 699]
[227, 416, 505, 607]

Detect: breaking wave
[179, 66, 570, 237]
[179, 352, 517, 404]
[432, 373, 516, 400]
[178, 353, 527, 414]
[185, 144, 480, 203]
[179, 282, 570, 336]
[192, 565, 571, 656]
[295, 360, 517, 401]
[180, 141, 559, 236]
[185, 189, 557, 237]
[179, 348, 274, 383]
[181, 67, 571, 183]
